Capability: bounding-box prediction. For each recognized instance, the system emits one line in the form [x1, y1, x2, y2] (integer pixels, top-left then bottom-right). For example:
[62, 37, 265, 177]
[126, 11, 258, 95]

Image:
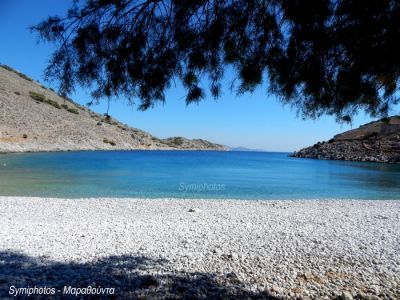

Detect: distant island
[229, 147, 266, 152]
[291, 116, 400, 163]
[0, 65, 227, 153]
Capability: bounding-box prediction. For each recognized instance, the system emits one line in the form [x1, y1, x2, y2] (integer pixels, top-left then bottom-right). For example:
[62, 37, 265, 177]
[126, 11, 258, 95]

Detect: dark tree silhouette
[32, 0, 400, 121]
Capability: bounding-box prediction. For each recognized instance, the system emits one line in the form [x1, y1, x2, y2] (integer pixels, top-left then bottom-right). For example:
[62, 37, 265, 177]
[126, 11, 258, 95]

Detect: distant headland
[291, 116, 400, 163]
[0, 65, 227, 153]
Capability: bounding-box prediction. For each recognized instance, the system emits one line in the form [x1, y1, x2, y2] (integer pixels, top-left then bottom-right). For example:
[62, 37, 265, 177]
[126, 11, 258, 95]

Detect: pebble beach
[0, 197, 399, 299]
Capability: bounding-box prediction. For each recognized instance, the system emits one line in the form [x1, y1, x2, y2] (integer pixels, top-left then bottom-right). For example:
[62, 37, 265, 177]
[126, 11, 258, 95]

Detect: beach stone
[212, 248, 222, 255]
[339, 291, 354, 300]
[271, 285, 283, 294]
[137, 275, 159, 289]
[230, 252, 239, 260]
[0, 198, 399, 299]
[359, 295, 382, 300]
[304, 272, 313, 280]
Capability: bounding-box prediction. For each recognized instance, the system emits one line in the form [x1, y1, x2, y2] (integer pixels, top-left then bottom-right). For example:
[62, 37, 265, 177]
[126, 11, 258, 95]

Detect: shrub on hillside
[103, 138, 116, 146]
[29, 92, 62, 109]
[67, 107, 79, 114]
[60, 103, 79, 114]
[0, 65, 13, 72]
[1, 64, 33, 81]
[29, 91, 46, 102]
[313, 142, 322, 149]
[172, 137, 184, 145]
[46, 99, 61, 109]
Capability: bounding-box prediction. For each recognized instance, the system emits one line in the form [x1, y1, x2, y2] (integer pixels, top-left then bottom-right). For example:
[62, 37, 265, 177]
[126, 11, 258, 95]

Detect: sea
[0, 151, 399, 199]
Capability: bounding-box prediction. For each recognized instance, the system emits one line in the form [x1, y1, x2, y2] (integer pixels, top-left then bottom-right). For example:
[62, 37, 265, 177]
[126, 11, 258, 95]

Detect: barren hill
[0, 65, 226, 153]
[291, 117, 400, 163]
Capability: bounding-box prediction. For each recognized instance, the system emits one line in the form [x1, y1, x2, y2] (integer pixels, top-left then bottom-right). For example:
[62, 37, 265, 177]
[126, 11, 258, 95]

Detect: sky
[1, 0, 398, 152]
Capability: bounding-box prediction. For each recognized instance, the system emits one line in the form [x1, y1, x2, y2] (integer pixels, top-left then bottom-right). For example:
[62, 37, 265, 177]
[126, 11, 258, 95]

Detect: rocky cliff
[0, 65, 227, 153]
[291, 117, 400, 163]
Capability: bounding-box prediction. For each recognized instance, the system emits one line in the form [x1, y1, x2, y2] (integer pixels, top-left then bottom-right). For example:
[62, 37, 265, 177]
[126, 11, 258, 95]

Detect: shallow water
[0, 151, 399, 199]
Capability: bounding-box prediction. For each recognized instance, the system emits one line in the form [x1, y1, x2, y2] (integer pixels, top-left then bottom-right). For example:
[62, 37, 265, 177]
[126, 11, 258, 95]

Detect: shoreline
[290, 153, 400, 165]
[0, 148, 230, 155]
[0, 197, 399, 299]
[4, 150, 400, 167]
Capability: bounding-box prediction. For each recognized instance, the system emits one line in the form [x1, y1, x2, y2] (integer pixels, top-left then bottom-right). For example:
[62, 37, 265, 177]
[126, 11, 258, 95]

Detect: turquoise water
[0, 151, 399, 199]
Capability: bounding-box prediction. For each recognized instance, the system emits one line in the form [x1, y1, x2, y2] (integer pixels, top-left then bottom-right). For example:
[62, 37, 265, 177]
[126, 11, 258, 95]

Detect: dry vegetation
[0, 65, 226, 153]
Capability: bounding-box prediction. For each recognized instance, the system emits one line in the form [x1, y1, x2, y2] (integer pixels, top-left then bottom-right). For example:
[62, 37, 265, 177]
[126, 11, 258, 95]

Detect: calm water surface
[0, 151, 399, 199]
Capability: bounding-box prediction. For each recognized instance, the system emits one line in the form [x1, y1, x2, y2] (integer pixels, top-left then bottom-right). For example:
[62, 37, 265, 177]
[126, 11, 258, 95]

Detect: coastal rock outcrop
[291, 117, 400, 163]
[0, 65, 227, 153]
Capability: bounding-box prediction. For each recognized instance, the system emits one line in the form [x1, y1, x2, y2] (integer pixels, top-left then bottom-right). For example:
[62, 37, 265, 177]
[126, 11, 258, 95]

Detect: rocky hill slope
[0, 65, 226, 153]
[291, 117, 400, 163]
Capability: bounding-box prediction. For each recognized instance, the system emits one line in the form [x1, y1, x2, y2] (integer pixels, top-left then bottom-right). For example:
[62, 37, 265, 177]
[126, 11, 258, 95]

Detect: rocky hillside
[291, 117, 400, 163]
[0, 65, 227, 153]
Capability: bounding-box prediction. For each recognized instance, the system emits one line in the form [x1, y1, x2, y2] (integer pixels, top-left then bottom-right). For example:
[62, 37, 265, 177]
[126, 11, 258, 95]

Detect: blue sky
[1, 0, 398, 151]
